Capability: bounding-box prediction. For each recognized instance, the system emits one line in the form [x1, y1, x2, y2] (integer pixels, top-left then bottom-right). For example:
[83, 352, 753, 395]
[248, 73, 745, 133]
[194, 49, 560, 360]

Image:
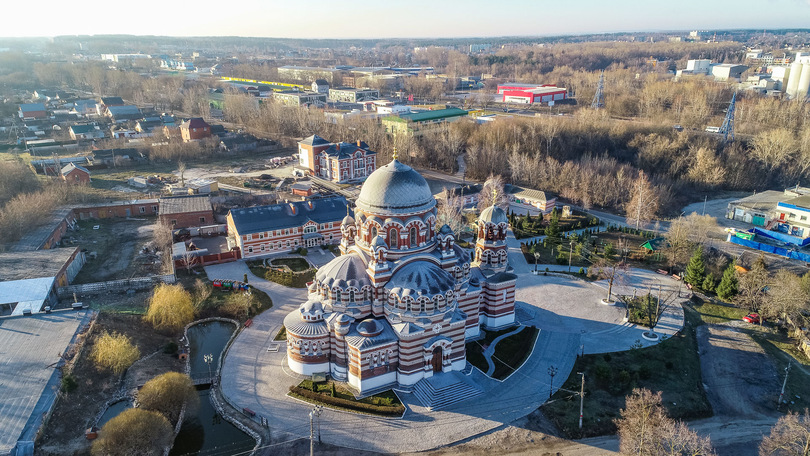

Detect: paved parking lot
[0, 310, 90, 454]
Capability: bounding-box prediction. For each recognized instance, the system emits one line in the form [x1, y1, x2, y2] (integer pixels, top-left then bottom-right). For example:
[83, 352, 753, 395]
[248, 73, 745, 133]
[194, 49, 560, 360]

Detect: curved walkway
[210, 236, 685, 453]
[482, 325, 525, 376]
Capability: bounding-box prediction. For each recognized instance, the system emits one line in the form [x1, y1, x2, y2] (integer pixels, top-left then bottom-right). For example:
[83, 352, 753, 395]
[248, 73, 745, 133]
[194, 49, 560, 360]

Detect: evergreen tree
[702, 273, 717, 293]
[716, 261, 739, 301]
[545, 216, 560, 238]
[684, 248, 706, 287]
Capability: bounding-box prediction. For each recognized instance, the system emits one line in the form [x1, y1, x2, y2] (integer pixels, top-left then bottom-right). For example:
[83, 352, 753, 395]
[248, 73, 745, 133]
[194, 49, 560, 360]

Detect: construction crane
[719, 91, 736, 143]
[591, 71, 605, 109]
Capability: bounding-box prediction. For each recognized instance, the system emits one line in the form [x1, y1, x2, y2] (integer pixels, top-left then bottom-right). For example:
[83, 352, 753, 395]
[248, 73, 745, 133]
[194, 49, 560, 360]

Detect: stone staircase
[412, 372, 483, 411]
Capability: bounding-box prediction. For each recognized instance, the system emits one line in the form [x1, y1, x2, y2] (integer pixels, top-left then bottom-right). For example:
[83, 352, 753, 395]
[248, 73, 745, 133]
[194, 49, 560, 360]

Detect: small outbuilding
[60, 162, 91, 184]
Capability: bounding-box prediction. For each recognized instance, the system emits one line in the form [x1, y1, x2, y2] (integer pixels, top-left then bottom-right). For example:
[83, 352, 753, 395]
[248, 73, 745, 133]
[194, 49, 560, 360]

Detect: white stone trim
[348, 371, 397, 392]
[481, 313, 515, 329]
[287, 357, 330, 376]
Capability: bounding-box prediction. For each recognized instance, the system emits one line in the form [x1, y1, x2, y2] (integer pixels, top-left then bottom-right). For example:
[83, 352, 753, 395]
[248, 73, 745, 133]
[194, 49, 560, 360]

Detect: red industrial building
[497, 83, 567, 104]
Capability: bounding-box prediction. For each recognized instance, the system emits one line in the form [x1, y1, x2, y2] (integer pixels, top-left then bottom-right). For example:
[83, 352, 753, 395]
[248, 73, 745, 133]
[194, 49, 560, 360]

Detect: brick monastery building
[283, 156, 517, 394]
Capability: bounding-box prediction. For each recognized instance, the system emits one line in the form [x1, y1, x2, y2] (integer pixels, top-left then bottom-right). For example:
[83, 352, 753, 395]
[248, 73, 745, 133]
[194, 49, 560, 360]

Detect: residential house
[179, 118, 211, 142]
[158, 195, 214, 228]
[18, 103, 47, 120]
[297, 135, 377, 183]
[290, 181, 314, 197]
[226, 197, 348, 257]
[107, 105, 142, 123]
[220, 135, 258, 152]
[60, 162, 91, 184]
[73, 99, 99, 117]
[98, 97, 126, 115]
[69, 124, 105, 140]
[382, 108, 468, 136]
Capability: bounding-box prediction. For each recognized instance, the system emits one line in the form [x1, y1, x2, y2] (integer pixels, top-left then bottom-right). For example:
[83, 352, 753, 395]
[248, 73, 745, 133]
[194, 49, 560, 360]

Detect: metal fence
[58, 274, 176, 297]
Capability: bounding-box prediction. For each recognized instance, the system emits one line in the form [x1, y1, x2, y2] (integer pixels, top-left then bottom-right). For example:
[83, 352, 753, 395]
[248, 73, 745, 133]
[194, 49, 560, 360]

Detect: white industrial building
[0, 248, 85, 316]
[711, 64, 749, 81]
[785, 56, 810, 99]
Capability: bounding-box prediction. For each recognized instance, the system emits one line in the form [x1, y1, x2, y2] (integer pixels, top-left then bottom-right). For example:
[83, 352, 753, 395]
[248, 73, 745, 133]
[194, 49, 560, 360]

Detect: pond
[171, 320, 255, 456]
[169, 387, 255, 456]
[96, 399, 132, 428]
[187, 321, 236, 382]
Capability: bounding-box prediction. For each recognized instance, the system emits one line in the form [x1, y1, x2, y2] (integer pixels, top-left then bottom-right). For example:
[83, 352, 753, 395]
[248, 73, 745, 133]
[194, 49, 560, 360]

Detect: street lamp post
[548, 365, 558, 399]
[534, 252, 540, 273]
[568, 240, 574, 273]
[204, 353, 213, 383]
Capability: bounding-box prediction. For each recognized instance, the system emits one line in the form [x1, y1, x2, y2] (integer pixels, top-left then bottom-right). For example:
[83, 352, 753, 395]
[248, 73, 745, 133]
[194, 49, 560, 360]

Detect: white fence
[58, 274, 176, 297]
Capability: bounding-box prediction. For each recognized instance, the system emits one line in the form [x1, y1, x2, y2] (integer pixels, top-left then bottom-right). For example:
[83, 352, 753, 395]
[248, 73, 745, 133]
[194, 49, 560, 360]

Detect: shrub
[579, 267, 586, 275]
[91, 409, 173, 456]
[145, 284, 195, 333]
[594, 361, 612, 383]
[90, 331, 140, 375]
[163, 341, 178, 355]
[61, 374, 78, 393]
[137, 372, 198, 424]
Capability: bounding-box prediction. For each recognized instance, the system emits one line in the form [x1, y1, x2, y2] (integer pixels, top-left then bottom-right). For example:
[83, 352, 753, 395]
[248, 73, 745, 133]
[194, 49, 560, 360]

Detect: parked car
[743, 313, 762, 324]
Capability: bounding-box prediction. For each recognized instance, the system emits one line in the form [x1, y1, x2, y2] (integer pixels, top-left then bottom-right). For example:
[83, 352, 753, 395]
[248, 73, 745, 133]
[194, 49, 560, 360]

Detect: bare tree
[589, 257, 629, 304]
[759, 409, 810, 456]
[436, 187, 467, 236]
[763, 270, 810, 328]
[177, 161, 186, 188]
[617, 388, 716, 456]
[625, 170, 660, 230]
[477, 174, 508, 211]
[736, 255, 770, 315]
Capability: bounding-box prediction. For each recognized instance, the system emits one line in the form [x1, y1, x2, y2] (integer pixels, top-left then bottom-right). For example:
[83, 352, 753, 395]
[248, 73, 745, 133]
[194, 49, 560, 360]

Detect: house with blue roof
[226, 197, 349, 257]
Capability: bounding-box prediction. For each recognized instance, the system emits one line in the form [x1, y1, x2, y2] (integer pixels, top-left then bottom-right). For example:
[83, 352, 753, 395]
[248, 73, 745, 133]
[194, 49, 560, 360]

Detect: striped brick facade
[283, 160, 516, 394]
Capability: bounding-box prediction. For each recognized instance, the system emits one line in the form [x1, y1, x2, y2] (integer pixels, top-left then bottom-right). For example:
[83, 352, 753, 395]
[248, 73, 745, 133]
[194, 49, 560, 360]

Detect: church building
[283, 155, 516, 393]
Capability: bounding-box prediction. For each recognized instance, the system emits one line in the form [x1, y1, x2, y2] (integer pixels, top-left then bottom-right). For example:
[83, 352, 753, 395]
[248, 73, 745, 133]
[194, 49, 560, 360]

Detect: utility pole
[568, 240, 574, 273]
[548, 365, 558, 399]
[314, 405, 323, 443]
[778, 362, 791, 408]
[578, 372, 585, 429]
[309, 410, 315, 456]
[702, 195, 707, 216]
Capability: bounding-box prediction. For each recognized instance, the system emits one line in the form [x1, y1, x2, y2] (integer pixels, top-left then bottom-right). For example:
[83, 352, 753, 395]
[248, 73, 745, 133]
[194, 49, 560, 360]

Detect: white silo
[797, 63, 810, 99]
[786, 61, 803, 97]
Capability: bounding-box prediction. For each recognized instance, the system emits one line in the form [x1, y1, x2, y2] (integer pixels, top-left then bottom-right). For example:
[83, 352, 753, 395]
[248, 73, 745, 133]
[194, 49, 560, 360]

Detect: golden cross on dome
[492, 187, 498, 203]
[392, 146, 398, 161]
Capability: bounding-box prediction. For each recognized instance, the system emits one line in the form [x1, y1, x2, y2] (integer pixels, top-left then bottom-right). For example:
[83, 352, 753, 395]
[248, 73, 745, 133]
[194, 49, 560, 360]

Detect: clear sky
[3, 0, 809, 39]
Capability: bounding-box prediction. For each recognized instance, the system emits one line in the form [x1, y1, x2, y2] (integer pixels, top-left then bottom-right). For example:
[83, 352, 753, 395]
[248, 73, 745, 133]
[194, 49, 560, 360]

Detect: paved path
[212, 248, 685, 452]
[482, 325, 525, 376]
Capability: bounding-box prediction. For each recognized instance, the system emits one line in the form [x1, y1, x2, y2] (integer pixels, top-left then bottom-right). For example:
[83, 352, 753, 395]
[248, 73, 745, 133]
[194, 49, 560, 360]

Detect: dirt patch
[697, 324, 780, 418]
[36, 309, 182, 456]
[69, 219, 164, 284]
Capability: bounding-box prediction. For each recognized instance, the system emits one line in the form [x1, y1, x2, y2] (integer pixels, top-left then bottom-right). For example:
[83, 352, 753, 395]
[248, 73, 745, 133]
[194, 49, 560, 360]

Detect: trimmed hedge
[289, 386, 405, 416]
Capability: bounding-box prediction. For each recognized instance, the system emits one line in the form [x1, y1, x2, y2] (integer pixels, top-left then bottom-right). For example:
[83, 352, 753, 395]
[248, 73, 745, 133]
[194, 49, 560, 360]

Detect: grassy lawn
[274, 326, 287, 341]
[749, 331, 810, 413]
[467, 326, 540, 380]
[270, 257, 310, 272]
[688, 297, 747, 324]
[246, 259, 315, 288]
[544, 308, 710, 439]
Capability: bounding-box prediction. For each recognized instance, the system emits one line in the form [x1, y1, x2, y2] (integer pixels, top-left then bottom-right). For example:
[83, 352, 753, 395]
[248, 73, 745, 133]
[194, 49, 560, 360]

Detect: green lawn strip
[748, 331, 810, 412]
[274, 326, 287, 341]
[544, 309, 710, 439]
[270, 257, 310, 272]
[466, 326, 539, 379]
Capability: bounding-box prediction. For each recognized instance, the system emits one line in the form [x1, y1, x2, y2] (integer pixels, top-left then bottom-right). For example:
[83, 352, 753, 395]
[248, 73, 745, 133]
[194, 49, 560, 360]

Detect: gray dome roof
[284, 309, 329, 336]
[387, 261, 455, 298]
[356, 319, 384, 337]
[479, 205, 508, 225]
[356, 159, 435, 215]
[316, 254, 371, 289]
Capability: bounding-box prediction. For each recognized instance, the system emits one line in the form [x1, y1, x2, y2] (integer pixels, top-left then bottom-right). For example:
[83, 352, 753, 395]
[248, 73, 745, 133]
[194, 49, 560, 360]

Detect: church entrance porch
[431, 346, 443, 373]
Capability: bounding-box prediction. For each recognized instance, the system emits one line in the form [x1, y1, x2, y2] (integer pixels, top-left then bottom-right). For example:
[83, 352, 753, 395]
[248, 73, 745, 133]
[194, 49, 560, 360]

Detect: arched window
[389, 228, 398, 248]
[409, 226, 417, 246]
[370, 225, 378, 239]
[349, 290, 355, 303]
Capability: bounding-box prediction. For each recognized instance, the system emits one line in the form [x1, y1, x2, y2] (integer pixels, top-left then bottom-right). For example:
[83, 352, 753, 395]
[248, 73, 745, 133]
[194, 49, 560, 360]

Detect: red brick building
[227, 197, 348, 258]
[297, 135, 377, 183]
[60, 163, 91, 184]
[159, 195, 214, 228]
[180, 118, 211, 142]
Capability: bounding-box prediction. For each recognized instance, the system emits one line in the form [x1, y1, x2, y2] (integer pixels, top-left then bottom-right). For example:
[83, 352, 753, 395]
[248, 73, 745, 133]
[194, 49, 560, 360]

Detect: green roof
[399, 108, 468, 123]
[640, 238, 669, 251]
